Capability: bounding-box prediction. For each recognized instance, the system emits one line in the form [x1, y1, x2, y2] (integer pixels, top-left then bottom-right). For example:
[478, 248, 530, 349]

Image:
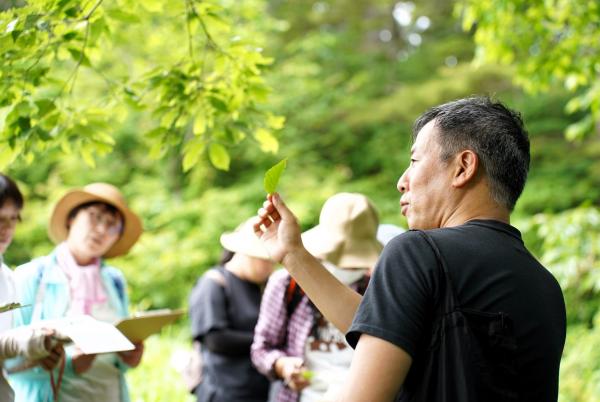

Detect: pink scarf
[56, 242, 107, 315]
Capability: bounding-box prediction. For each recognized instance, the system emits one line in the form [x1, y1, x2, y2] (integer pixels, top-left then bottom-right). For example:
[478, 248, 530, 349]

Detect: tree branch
[184, 0, 195, 62]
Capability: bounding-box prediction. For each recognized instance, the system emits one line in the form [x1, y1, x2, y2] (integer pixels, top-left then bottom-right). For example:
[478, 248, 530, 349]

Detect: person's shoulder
[0, 263, 15, 289]
[376, 230, 440, 276]
[14, 254, 53, 277]
[383, 230, 434, 255]
[194, 265, 228, 289]
[261, 269, 291, 299]
[204, 266, 228, 287]
[266, 268, 290, 285]
[0, 262, 12, 276]
[388, 229, 428, 243]
[101, 262, 126, 278]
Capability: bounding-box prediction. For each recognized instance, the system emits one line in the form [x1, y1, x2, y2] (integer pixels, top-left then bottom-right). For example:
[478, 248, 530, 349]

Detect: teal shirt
[6, 249, 131, 402]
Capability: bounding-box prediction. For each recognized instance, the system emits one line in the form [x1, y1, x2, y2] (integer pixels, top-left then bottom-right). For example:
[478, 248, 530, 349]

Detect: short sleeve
[346, 230, 439, 359]
[189, 272, 229, 340]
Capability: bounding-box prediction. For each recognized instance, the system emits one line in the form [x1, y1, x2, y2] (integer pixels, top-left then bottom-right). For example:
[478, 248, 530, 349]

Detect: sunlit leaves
[521, 206, 600, 323]
[457, 0, 600, 140]
[0, 0, 283, 171]
[105, 9, 141, 23]
[208, 143, 230, 171]
[254, 128, 278, 153]
[182, 138, 205, 172]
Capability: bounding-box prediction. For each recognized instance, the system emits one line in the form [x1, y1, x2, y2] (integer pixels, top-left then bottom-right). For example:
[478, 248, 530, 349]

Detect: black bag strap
[416, 230, 461, 313]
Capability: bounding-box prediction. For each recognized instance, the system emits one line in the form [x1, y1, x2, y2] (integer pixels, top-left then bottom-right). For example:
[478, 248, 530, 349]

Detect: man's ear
[452, 150, 479, 188]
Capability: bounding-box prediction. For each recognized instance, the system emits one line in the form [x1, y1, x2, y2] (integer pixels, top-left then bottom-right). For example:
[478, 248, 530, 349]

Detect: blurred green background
[2, 0, 599, 400]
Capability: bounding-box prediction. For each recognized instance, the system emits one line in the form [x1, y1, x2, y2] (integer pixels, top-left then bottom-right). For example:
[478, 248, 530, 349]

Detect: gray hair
[413, 97, 530, 210]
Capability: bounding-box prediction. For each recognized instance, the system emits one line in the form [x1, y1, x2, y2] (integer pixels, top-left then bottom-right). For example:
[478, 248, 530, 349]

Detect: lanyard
[50, 355, 66, 402]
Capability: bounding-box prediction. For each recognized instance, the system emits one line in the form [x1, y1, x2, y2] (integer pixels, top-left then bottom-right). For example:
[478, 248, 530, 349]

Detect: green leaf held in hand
[301, 370, 314, 381]
[263, 158, 287, 194]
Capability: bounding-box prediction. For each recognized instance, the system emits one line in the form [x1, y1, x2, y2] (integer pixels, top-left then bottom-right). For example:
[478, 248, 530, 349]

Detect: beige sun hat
[48, 183, 143, 258]
[301, 192, 383, 269]
[220, 218, 271, 260]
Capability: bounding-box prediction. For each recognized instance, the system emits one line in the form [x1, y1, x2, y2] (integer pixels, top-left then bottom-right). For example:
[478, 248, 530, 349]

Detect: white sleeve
[0, 327, 49, 360]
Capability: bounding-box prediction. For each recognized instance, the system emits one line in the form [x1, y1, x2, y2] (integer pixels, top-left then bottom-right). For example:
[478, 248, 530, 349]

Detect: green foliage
[126, 326, 195, 402]
[0, 0, 284, 170]
[559, 321, 600, 402]
[2, 0, 600, 399]
[519, 206, 600, 326]
[457, 0, 600, 140]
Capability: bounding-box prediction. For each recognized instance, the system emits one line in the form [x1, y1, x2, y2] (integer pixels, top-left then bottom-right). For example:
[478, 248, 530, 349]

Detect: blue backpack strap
[100, 261, 127, 305]
[111, 274, 125, 304]
[31, 255, 52, 321]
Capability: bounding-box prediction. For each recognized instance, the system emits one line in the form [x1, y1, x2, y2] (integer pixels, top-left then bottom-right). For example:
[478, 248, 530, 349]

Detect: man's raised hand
[254, 193, 303, 265]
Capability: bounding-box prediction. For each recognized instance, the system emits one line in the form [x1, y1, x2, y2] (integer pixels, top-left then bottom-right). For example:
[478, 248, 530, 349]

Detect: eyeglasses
[85, 207, 123, 236]
[0, 215, 20, 229]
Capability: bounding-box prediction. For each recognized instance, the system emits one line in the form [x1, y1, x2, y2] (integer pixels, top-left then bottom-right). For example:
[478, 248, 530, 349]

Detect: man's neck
[442, 193, 510, 228]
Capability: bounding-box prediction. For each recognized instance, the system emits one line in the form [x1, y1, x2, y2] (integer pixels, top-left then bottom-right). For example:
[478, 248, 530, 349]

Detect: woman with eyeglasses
[8, 183, 144, 402]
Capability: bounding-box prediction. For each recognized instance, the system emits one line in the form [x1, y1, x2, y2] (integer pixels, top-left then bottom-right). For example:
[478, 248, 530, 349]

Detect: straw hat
[48, 183, 143, 258]
[301, 193, 383, 269]
[220, 218, 271, 260]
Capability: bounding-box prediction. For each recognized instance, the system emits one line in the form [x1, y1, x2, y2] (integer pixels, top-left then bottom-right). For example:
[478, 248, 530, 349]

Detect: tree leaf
[208, 95, 228, 112]
[106, 9, 141, 23]
[35, 99, 56, 118]
[193, 117, 206, 136]
[67, 48, 91, 67]
[263, 158, 287, 194]
[267, 114, 286, 130]
[0, 146, 19, 170]
[182, 138, 205, 172]
[255, 127, 278, 153]
[208, 143, 230, 171]
[80, 146, 96, 167]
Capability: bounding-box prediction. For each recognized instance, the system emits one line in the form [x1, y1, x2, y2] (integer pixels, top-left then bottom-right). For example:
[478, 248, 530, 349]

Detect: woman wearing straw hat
[189, 218, 274, 402]
[251, 193, 383, 402]
[8, 183, 144, 402]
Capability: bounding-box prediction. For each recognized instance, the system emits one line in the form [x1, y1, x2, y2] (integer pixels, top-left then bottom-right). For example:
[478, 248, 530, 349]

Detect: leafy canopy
[0, 0, 284, 170]
[457, 0, 600, 140]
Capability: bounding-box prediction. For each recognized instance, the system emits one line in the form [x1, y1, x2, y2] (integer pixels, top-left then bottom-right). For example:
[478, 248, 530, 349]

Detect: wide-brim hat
[48, 183, 143, 258]
[220, 218, 271, 260]
[301, 193, 383, 269]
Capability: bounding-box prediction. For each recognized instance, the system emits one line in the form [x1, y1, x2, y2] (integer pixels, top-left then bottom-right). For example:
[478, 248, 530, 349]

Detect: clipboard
[115, 309, 185, 342]
[5, 316, 135, 374]
[28, 315, 135, 355]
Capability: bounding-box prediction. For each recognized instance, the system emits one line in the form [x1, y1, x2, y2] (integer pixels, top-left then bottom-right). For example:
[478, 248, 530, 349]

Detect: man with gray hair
[254, 97, 566, 401]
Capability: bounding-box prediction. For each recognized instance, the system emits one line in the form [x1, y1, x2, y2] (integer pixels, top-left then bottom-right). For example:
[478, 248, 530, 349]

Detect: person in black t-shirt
[189, 218, 275, 402]
[253, 97, 566, 402]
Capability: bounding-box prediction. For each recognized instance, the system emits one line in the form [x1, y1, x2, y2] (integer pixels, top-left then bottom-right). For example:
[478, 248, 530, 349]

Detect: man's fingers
[258, 207, 269, 220]
[271, 193, 296, 222]
[253, 220, 266, 237]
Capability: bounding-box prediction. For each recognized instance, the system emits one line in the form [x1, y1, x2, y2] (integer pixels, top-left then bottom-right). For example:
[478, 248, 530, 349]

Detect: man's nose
[397, 172, 408, 193]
